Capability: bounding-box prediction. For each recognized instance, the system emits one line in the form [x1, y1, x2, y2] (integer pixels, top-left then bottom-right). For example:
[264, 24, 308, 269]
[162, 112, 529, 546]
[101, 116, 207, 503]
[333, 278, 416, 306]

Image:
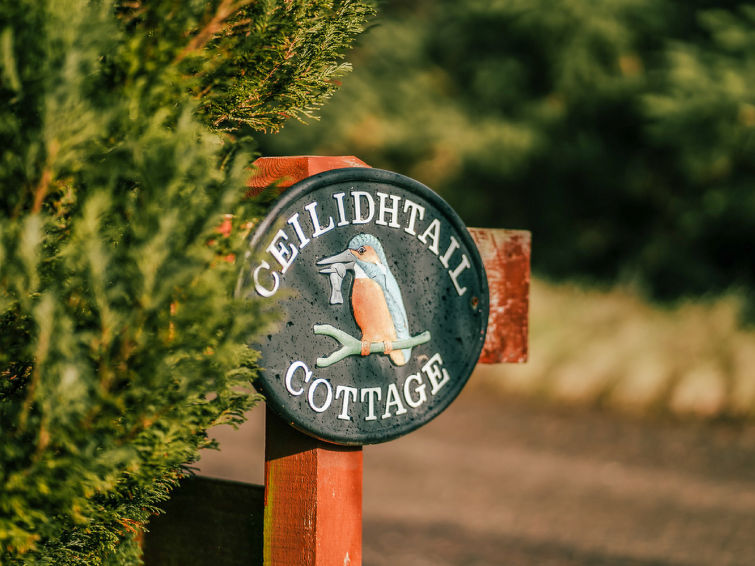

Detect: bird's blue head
[347, 233, 389, 268]
[317, 233, 391, 302]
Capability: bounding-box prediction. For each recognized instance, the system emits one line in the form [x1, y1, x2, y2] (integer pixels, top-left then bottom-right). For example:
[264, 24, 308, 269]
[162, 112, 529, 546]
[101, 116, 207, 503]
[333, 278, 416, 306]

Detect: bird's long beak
[317, 250, 355, 305]
[317, 249, 355, 268]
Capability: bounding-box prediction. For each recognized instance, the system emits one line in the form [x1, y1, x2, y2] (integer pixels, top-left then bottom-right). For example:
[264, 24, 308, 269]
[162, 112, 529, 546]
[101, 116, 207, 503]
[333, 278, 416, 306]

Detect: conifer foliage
[0, 1, 372, 563]
[264, 0, 755, 315]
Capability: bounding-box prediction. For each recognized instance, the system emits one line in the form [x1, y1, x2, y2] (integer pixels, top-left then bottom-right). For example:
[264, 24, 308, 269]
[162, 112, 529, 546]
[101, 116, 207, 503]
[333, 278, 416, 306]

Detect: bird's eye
[357, 246, 366, 255]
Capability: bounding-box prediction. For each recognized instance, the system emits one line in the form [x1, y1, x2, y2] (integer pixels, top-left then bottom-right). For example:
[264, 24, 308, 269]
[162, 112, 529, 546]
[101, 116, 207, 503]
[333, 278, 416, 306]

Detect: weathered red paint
[469, 228, 530, 364]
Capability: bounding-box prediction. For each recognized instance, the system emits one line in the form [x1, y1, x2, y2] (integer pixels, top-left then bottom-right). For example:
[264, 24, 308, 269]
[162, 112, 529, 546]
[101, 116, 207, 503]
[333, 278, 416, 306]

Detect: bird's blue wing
[366, 261, 413, 362]
[384, 272, 411, 347]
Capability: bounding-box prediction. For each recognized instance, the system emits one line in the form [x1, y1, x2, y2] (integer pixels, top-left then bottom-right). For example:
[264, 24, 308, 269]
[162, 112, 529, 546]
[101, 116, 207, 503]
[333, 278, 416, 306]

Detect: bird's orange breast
[352, 278, 406, 365]
[352, 278, 396, 342]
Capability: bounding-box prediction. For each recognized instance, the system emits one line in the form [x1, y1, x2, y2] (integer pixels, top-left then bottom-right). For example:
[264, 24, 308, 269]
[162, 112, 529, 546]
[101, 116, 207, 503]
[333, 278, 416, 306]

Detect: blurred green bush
[261, 0, 755, 318]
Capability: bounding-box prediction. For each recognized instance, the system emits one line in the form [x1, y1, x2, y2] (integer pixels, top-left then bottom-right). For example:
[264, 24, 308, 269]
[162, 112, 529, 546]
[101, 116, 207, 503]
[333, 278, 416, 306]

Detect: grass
[473, 278, 755, 419]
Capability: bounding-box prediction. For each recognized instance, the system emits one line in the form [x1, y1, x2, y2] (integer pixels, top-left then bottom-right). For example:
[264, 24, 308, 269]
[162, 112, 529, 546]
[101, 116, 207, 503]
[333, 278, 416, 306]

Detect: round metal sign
[236, 168, 488, 445]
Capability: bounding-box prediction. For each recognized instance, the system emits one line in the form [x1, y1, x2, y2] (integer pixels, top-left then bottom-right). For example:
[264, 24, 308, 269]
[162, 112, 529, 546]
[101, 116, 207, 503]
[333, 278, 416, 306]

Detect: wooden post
[252, 156, 370, 566]
[264, 411, 362, 566]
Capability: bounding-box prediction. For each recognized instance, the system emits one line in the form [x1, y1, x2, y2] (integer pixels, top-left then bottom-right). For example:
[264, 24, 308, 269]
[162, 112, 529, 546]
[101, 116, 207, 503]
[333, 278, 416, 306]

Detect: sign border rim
[244, 167, 490, 445]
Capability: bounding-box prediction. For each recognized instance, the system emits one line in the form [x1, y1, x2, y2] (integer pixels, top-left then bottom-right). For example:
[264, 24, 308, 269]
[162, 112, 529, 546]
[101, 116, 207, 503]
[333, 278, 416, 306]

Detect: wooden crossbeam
[141, 476, 264, 565]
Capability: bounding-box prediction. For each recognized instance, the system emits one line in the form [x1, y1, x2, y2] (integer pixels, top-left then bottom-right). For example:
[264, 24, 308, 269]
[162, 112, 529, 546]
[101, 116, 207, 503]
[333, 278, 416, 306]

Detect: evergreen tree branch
[0, 0, 373, 562]
[175, 0, 254, 64]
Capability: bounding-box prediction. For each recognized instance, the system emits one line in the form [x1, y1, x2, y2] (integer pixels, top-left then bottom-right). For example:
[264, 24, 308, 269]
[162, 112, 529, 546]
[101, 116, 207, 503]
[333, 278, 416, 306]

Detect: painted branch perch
[313, 324, 432, 368]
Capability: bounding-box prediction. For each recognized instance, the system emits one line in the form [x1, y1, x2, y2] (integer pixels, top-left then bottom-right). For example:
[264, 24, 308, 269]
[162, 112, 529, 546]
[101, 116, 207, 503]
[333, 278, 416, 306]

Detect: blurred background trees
[261, 0, 755, 318]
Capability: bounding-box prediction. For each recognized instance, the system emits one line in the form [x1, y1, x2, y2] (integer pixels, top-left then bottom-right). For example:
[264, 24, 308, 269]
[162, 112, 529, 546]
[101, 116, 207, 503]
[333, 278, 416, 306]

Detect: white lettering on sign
[376, 192, 402, 228]
[267, 229, 298, 273]
[287, 213, 311, 249]
[281, 354, 452, 421]
[332, 192, 350, 227]
[402, 199, 425, 236]
[422, 353, 450, 395]
[285, 360, 311, 396]
[307, 378, 333, 413]
[304, 201, 335, 238]
[382, 383, 407, 419]
[253, 260, 280, 297]
[448, 254, 471, 296]
[439, 235, 460, 268]
[250, 190, 474, 297]
[352, 191, 375, 225]
[335, 385, 358, 421]
[403, 373, 427, 408]
[361, 387, 381, 421]
[418, 218, 441, 255]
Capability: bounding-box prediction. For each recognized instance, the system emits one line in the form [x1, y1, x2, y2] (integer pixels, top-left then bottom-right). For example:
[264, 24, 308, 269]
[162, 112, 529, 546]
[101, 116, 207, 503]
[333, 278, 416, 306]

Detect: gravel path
[197, 379, 755, 566]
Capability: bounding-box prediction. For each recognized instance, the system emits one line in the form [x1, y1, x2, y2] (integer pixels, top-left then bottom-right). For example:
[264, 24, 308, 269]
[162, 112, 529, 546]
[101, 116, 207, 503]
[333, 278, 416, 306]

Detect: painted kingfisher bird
[318, 233, 412, 366]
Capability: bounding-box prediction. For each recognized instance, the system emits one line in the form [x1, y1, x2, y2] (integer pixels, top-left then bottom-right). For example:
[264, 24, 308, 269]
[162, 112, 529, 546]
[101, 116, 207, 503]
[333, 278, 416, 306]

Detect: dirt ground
[197, 375, 755, 566]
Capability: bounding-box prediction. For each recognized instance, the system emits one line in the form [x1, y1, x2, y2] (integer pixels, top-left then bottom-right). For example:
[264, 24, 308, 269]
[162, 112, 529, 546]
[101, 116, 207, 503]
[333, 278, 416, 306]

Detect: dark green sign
[236, 168, 488, 445]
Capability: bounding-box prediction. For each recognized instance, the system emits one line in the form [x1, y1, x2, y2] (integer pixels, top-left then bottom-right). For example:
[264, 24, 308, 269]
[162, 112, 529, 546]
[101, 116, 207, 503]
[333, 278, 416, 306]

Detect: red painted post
[251, 156, 370, 566]
[264, 411, 362, 566]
